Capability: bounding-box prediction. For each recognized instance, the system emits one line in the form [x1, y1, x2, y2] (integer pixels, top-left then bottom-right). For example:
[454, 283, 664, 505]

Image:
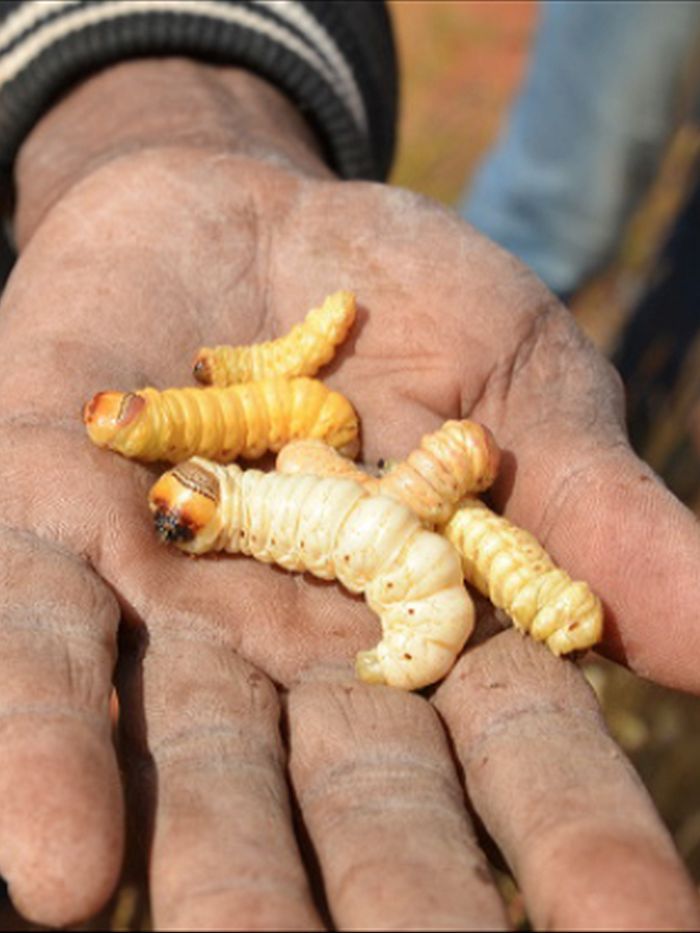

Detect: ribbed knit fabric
[0, 0, 398, 180]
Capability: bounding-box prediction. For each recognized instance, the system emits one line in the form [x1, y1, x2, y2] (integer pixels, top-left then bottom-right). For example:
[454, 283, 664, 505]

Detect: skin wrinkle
[19, 152, 273, 358]
[0, 703, 105, 730]
[345, 345, 452, 368]
[437, 634, 668, 819]
[162, 872, 318, 905]
[484, 298, 557, 415]
[295, 752, 467, 813]
[520, 812, 678, 874]
[0, 632, 115, 727]
[123, 160, 261, 335]
[285, 682, 510, 930]
[0, 412, 84, 434]
[239, 184, 275, 346]
[132, 641, 284, 733]
[142, 680, 321, 931]
[151, 748, 286, 781]
[393, 370, 462, 418]
[64, 638, 109, 714]
[530, 439, 636, 548]
[127, 624, 247, 653]
[145, 713, 284, 765]
[129, 244, 206, 344]
[159, 896, 317, 933]
[450, 701, 609, 770]
[151, 814, 322, 932]
[118, 594, 260, 658]
[153, 156, 259, 308]
[478, 300, 625, 457]
[432, 669, 695, 929]
[0, 610, 114, 645]
[191, 63, 328, 177]
[0, 517, 87, 565]
[300, 793, 476, 844]
[458, 352, 499, 422]
[0, 523, 120, 641]
[156, 772, 293, 841]
[437, 630, 602, 716]
[0, 437, 123, 569]
[469, 729, 648, 853]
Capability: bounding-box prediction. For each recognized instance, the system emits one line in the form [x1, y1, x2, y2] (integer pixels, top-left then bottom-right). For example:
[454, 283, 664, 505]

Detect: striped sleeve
[0, 0, 398, 180]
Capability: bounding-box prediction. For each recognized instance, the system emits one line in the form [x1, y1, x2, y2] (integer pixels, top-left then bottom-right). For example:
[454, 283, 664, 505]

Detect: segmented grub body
[193, 290, 357, 386]
[379, 419, 500, 523]
[441, 498, 603, 654]
[276, 419, 500, 524]
[276, 438, 380, 487]
[83, 377, 359, 463]
[148, 458, 475, 690]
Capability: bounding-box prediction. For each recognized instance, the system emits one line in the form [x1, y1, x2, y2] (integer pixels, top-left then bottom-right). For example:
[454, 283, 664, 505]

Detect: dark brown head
[83, 391, 146, 448]
[148, 459, 221, 554]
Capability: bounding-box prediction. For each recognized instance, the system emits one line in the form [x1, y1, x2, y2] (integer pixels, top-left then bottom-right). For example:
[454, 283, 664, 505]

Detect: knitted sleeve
[0, 0, 398, 181]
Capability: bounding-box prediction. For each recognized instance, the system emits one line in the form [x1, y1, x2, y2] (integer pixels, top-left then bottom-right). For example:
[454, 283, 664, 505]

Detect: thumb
[495, 429, 700, 695]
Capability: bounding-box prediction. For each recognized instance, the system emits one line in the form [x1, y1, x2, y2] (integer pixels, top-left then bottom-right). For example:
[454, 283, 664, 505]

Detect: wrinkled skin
[1, 66, 700, 932]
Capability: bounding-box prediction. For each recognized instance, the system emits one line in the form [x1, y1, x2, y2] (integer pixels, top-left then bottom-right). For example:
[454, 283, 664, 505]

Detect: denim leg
[459, 1, 700, 298]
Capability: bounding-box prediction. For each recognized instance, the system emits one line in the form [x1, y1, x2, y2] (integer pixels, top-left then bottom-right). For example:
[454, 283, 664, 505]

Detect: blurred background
[2, 1, 700, 928]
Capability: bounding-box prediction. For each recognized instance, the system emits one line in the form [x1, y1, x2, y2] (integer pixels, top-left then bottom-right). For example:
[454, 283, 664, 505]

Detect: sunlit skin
[0, 59, 699, 931]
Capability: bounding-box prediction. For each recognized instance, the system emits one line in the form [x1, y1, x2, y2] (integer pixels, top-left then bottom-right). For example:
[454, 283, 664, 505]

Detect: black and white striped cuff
[0, 0, 398, 180]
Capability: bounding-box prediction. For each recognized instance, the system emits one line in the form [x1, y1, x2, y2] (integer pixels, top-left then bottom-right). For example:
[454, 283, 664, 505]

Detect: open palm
[1, 149, 699, 930]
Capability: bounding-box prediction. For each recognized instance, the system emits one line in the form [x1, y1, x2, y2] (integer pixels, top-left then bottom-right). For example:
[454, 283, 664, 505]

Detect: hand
[1, 59, 699, 930]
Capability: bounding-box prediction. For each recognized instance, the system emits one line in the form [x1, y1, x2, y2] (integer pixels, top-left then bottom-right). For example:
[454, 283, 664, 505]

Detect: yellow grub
[276, 418, 500, 524]
[192, 290, 357, 386]
[375, 419, 499, 524]
[148, 457, 475, 691]
[441, 498, 603, 654]
[83, 377, 359, 463]
[277, 434, 603, 655]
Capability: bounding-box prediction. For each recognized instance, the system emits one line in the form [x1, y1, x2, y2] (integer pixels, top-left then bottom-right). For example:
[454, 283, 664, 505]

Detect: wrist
[13, 58, 332, 247]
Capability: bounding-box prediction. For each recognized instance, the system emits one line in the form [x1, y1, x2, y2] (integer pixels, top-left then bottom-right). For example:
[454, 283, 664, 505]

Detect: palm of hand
[0, 150, 698, 930]
[0, 148, 594, 683]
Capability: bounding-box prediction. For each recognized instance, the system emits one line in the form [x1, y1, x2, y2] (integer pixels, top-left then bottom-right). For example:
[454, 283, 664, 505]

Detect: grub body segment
[379, 419, 500, 523]
[276, 419, 500, 525]
[148, 458, 474, 690]
[84, 378, 359, 463]
[193, 291, 357, 386]
[442, 498, 603, 654]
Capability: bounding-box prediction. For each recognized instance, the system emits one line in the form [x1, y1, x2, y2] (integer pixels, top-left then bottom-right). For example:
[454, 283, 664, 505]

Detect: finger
[117, 630, 323, 932]
[286, 666, 509, 931]
[0, 527, 123, 928]
[467, 300, 700, 692]
[434, 629, 700, 931]
[496, 410, 700, 693]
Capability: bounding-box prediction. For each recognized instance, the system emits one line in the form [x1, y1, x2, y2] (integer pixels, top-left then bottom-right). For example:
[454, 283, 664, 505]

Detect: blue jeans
[459, 0, 700, 299]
